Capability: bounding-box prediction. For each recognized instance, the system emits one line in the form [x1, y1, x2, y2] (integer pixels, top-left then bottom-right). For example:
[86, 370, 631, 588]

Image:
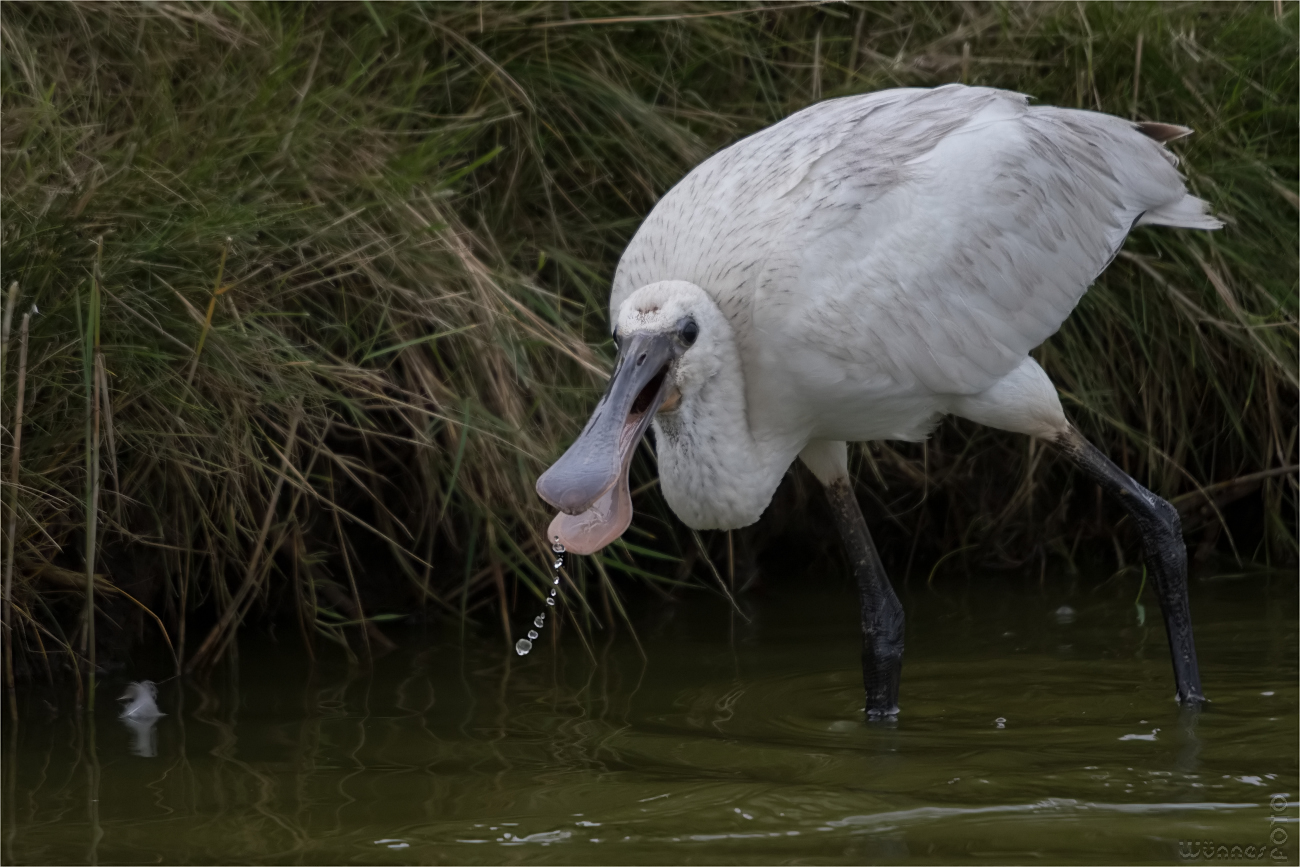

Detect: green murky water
[3, 567, 1297, 864]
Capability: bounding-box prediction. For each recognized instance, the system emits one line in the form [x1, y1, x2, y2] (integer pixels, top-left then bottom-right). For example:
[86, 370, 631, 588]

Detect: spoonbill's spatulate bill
[536, 85, 1219, 718]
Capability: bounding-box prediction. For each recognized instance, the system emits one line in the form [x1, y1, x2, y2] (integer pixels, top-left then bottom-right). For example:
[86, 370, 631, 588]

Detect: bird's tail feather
[1136, 121, 1193, 144]
[1137, 194, 1223, 230]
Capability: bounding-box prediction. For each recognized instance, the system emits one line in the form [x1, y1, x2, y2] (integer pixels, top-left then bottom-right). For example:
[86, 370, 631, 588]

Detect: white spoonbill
[537, 85, 1217, 718]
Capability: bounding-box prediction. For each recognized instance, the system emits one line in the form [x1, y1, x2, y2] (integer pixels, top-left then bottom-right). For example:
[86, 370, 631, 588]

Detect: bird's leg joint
[1053, 425, 1204, 705]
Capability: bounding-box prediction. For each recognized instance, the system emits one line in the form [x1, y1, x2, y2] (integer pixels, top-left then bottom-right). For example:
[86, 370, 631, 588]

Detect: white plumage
[538, 84, 1216, 711]
[597, 85, 1219, 533]
[539, 84, 1218, 551]
[616, 86, 1216, 395]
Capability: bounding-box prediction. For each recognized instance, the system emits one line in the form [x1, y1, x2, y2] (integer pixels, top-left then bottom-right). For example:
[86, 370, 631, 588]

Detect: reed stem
[0, 2, 1291, 677]
[186, 399, 303, 671]
[84, 243, 104, 704]
[186, 238, 230, 385]
[3, 308, 30, 719]
[1, 282, 18, 405]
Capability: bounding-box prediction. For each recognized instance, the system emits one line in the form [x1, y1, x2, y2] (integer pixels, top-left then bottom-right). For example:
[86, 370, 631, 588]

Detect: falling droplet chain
[515, 537, 565, 656]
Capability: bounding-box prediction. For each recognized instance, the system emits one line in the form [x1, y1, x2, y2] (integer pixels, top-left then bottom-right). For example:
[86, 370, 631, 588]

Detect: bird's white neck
[649, 319, 794, 531]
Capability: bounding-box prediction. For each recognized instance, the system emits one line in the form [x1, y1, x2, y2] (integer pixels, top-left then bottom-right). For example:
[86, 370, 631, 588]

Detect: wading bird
[537, 85, 1217, 718]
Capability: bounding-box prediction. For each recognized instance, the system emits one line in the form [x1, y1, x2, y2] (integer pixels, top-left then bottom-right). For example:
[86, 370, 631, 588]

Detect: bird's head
[536, 281, 729, 554]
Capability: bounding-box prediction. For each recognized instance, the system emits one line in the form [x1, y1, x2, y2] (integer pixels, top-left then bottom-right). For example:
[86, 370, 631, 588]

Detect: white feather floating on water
[119, 681, 164, 757]
[119, 681, 164, 720]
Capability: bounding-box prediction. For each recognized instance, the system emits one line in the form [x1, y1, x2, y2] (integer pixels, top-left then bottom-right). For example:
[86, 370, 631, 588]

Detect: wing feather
[612, 84, 1220, 403]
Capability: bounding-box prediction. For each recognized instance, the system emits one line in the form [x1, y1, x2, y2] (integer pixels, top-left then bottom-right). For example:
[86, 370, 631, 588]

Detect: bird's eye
[679, 319, 699, 346]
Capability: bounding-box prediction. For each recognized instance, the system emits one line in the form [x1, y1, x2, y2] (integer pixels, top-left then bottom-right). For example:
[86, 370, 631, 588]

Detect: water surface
[4, 566, 1296, 864]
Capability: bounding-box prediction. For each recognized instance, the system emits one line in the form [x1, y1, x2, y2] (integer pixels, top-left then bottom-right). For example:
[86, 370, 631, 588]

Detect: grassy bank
[1, 1, 1295, 682]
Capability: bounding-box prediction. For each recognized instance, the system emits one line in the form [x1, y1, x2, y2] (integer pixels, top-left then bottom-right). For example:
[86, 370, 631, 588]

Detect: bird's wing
[614, 85, 1219, 399]
[756, 85, 1219, 396]
[613, 88, 933, 341]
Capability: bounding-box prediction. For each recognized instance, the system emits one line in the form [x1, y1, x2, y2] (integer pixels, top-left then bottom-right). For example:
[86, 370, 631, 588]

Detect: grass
[0, 1, 1295, 682]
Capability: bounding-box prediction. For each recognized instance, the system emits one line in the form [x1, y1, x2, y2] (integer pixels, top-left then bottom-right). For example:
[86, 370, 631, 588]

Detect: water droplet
[520, 535, 567, 645]
[515, 639, 533, 655]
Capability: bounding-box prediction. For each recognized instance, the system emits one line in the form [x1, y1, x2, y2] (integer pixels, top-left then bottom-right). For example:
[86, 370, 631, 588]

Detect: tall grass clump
[1, 2, 1295, 681]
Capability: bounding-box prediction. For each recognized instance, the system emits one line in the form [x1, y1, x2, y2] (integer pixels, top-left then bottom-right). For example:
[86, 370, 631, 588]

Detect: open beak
[536, 330, 682, 554]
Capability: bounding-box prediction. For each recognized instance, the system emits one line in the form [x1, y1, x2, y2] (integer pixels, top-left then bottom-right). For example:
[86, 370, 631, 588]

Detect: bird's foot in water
[865, 704, 900, 722]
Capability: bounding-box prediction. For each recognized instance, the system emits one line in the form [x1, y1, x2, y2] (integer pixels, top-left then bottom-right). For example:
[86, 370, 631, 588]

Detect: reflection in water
[118, 717, 159, 759]
[1175, 703, 1204, 774]
[1, 568, 1297, 865]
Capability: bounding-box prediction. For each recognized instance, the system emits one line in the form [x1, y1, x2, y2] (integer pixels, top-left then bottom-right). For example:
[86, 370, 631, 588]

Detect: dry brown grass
[0, 2, 1294, 683]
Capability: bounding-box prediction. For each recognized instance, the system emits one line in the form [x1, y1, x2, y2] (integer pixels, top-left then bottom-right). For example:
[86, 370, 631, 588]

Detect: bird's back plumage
[613, 85, 1219, 442]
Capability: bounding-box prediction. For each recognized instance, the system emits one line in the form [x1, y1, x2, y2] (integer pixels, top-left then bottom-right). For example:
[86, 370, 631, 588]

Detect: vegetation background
[1, 1, 1295, 686]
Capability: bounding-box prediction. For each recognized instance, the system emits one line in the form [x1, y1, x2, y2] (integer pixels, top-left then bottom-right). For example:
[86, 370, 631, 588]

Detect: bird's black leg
[823, 477, 905, 718]
[1055, 425, 1204, 704]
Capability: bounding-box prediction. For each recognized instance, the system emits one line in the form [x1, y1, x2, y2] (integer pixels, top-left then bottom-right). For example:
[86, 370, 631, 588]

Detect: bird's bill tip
[546, 480, 633, 555]
[535, 329, 681, 554]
